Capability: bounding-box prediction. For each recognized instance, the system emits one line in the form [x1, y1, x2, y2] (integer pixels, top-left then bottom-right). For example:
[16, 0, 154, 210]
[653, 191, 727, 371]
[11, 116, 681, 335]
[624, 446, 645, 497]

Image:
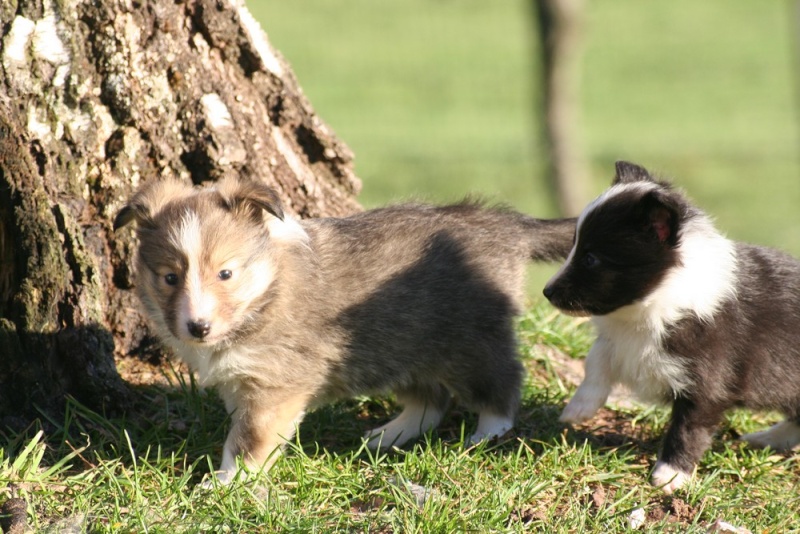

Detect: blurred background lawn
[249, 0, 800, 260]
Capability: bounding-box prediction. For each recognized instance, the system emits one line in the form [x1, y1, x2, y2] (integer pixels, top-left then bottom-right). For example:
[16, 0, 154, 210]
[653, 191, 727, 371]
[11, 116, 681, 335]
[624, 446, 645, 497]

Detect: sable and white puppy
[543, 161, 800, 493]
[115, 177, 575, 483]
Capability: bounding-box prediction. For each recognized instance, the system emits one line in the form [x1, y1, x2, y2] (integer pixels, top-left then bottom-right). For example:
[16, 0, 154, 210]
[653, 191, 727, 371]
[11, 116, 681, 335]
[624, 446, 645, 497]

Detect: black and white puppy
[543, 161, 800, 493]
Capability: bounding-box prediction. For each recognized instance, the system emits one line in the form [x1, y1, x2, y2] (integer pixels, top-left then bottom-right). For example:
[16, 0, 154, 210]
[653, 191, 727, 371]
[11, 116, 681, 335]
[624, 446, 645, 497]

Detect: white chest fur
[171, 342, 248, 387]
[592, 318, 690, 403]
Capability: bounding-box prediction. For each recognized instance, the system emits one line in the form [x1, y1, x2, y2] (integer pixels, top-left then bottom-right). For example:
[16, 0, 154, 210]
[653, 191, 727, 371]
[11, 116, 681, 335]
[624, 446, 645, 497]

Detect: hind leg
[457, 349, 522, 446]
[467, 411, 515, 445]
[365, 383, 450, 450]
[741, 417, 800, 451]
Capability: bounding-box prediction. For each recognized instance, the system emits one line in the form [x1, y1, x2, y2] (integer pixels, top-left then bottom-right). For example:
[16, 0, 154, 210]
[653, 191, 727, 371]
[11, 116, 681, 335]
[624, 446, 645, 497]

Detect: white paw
[365, 402, 445, 451]
[199, 469, 236, 489]
[466, 413, 514, 446]
[650, 461, 691, 494]
[741, 420, 800, 451]
[559, 390, 606, 424]
[365, 423, 411, 450]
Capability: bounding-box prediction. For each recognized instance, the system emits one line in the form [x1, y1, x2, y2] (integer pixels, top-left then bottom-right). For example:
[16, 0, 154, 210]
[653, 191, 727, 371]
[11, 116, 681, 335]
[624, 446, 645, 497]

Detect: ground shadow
[2, 349, 659, 487]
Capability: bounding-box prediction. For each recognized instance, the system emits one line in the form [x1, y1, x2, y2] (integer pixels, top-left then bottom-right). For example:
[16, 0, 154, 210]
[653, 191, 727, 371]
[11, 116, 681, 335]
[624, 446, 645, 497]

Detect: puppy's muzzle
[542, 284, 591, 317]
[187, 319, 212, 340]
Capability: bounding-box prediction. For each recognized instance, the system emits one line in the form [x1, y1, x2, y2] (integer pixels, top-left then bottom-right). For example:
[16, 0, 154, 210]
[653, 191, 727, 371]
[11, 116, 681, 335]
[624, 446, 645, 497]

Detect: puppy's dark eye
[164, 273, 179, 286]
[218, 269, 232, 281]
[582, 253, 600, 269]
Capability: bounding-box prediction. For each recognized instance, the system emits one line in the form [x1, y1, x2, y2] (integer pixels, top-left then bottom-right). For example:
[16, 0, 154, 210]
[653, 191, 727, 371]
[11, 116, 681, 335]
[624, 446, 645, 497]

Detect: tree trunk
[0, 0, 361, 426]
[533, 0, 589, 216]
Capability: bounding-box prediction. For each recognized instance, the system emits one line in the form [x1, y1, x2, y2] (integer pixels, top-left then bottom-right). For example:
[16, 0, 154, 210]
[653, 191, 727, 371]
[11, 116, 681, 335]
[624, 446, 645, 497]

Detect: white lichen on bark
[3, 16, 36, 66]
[272, 127, 319, 196]
[32, 14, 71, 66]
[201, 93, 235, 130]
[200, 93, 247, 166]
[229, 0, 284, 77]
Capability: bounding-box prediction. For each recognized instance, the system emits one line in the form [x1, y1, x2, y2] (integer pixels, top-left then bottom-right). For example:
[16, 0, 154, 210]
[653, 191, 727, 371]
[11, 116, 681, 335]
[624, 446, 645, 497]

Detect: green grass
[256, 0, 553, 216]
[3, 302, 800, 532]
[254, 0, 800, 254]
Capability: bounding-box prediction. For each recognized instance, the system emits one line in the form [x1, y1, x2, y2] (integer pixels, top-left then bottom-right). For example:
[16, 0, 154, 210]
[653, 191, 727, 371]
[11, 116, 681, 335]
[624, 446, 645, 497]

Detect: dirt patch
[508, 504, 549, 527]
[647, 495, 699, 525]
[589, 482, 615, 509]
[115, 350, 191, 387]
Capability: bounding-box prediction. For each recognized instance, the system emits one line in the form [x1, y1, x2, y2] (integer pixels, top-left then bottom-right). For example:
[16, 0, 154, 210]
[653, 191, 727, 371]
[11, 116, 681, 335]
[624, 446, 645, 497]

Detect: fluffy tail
[428, 200, 576, 263]
[521, 216, 576, 262]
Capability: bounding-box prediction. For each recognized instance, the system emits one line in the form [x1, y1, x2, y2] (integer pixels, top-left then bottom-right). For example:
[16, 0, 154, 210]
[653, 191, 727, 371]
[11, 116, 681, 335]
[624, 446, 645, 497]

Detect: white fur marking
[365, 401, 445, 450]
[176, 345, 248, 390]
[561, 338, 613, 421]
[171, 211, 217, 337]
[468, 412, 514, 445]
[181, 222, 207, 316]
[741, 420, 800, 451]
[233, 259, 275, 305]
[172, 210, 203, 258]
[266, 215, 309, 245]
[651, 461, 691, 494]
[560, 384, 610, 423]
[631, 216, 738, 326]
[218, 439, 238, 484]
[170, 343, 214, 384]
[591, 315, 692, 403]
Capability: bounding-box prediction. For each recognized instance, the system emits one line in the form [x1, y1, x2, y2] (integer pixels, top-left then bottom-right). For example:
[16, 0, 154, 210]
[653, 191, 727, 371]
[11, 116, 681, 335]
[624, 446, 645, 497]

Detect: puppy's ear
[113, 179, 191, 230]
[640, 191, 681, 246]
[216, 177, 285, 222]
[113, 203, 145, 230]
[613, 161, 653, 185]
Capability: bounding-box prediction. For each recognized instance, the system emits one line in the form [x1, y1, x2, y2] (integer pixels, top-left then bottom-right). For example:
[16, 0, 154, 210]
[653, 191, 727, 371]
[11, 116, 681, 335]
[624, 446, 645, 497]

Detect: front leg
[214, 389, 312, 484]
[652, 396, 724, 494]
[560, 338, 614, 423]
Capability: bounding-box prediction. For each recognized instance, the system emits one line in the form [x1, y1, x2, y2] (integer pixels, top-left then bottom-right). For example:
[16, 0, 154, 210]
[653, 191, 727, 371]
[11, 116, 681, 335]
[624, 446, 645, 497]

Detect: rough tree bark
[0, 0, 361, 426]
[533, 0, 589, 216]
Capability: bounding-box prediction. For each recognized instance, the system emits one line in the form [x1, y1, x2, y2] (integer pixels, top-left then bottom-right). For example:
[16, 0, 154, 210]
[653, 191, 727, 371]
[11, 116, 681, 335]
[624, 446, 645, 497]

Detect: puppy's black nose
[542, 284, 555, 301]
[187, 320, 212, 339]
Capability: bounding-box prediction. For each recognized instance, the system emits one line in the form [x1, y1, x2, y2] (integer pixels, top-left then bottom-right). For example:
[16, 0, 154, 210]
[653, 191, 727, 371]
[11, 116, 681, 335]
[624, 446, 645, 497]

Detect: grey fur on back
[276, 202, 576, 414]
